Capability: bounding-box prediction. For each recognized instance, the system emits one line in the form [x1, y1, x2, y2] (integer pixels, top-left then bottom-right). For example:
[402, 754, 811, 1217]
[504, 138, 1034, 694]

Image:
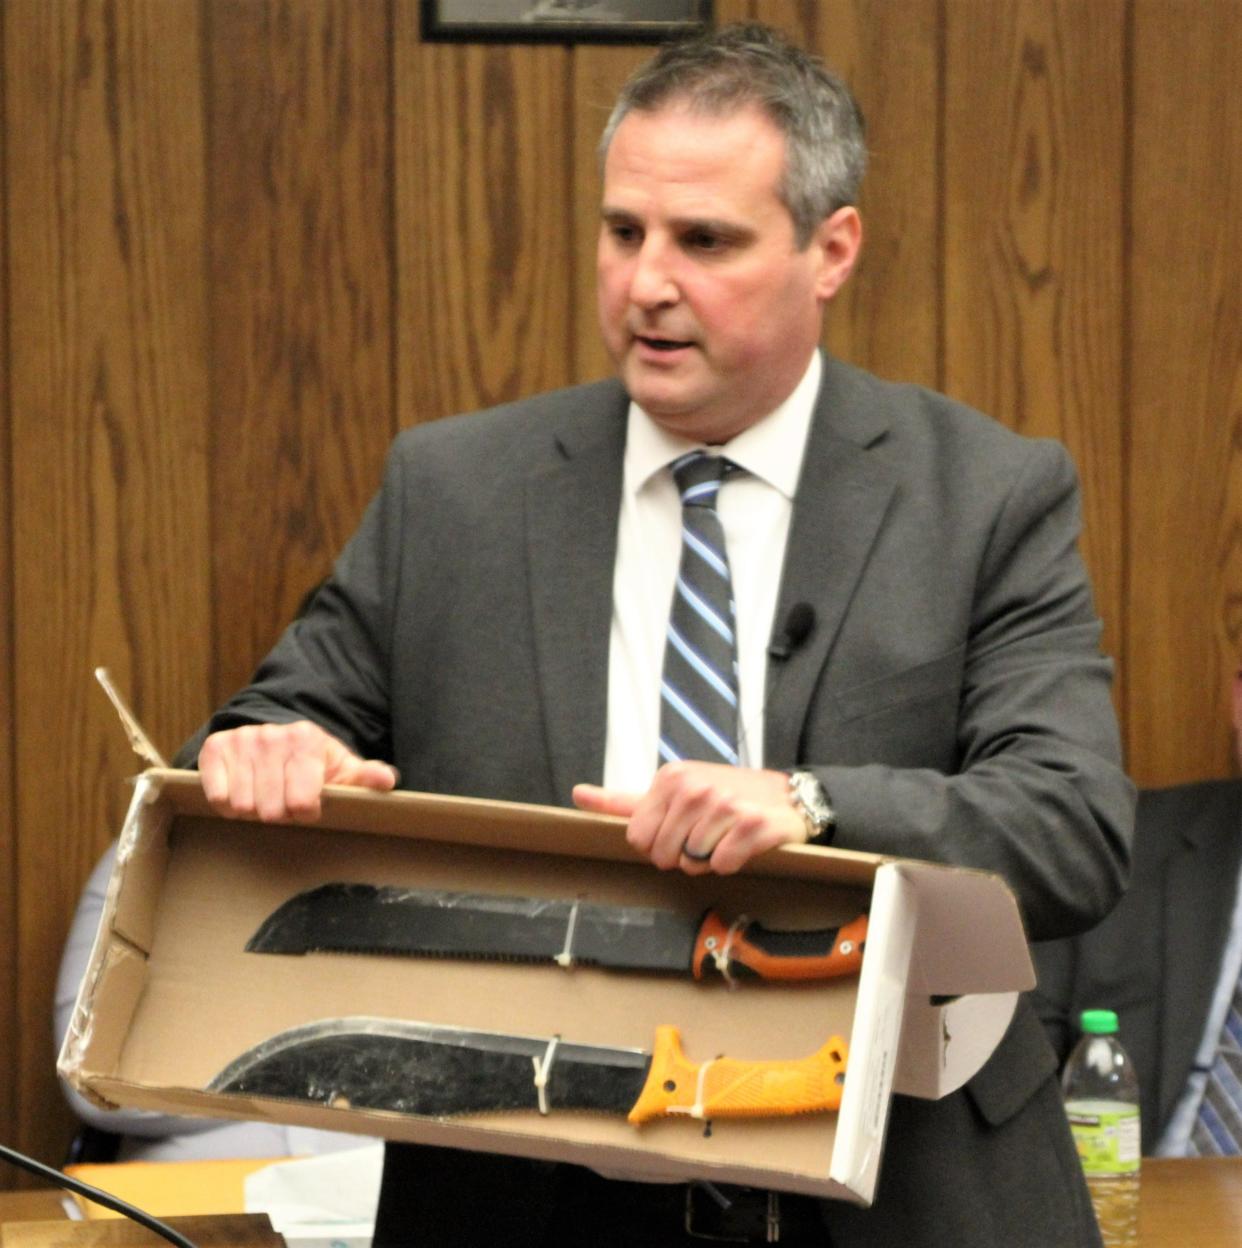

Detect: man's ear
[812, 206, 863, 303]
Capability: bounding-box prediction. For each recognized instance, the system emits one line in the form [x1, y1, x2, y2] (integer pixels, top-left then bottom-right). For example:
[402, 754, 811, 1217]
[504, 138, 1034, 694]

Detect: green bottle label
[1066, 1104, 1141, 1175]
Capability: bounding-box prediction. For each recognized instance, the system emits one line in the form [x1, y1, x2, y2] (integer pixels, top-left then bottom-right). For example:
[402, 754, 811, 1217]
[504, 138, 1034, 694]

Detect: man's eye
[608, 223, 641, 245]
[686, 231, 726, 252]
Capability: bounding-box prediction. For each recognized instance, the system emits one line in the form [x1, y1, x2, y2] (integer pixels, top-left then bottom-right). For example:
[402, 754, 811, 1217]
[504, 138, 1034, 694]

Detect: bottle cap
[1080, 1009, 1119, 1034]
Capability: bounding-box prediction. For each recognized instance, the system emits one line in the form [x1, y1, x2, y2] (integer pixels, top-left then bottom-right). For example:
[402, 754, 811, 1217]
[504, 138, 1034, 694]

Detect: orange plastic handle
[627, 1025, 848, 1125]
[691, 912, 868, 981]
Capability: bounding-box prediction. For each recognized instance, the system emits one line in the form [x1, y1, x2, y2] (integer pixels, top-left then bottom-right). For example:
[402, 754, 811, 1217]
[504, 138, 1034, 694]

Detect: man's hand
[197, 721, 398, 822]
[573, 762, 806, 875]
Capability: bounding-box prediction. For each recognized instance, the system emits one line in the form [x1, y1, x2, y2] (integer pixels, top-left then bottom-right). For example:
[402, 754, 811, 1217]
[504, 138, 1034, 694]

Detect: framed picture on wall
[422, 1, 713, 45]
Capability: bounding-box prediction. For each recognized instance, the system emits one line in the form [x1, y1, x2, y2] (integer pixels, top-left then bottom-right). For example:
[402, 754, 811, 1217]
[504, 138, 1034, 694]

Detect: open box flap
[827, 866, 914, 1198]
[888, 860, 1033, 1099]
[59, 769, 177, 1102]
[95, 667, 168, 769]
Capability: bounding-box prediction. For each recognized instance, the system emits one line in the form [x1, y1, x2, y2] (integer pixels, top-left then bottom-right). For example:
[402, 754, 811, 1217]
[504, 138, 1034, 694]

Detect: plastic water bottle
[1062, 1008, 1140, 1246]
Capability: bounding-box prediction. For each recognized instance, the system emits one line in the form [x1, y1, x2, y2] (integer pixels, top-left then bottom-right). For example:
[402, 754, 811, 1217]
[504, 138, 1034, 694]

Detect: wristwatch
[785, 769, 836, 845]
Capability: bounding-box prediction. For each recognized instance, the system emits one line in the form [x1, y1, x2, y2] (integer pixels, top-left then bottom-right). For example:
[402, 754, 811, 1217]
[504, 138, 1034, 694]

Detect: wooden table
[0, 1196, 65, 1226]
[1140, 1157, 1242, 1247]
[0, 1190, 281, 1247]
[2, 1158, 1240, 1244]
[0, 1214, 282, 1248]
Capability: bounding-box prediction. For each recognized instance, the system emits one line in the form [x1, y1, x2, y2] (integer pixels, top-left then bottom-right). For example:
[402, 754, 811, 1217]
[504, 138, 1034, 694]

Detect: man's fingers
[674, 788, 740, 864]
[254, 728, 296, 821]
[655, 785, 723, 869]
[284, 748, 330, 821]
[588, 763, 809, 875]
[197, 722, 399, 823]
[199, 733, 255, 816]
[705, 805, 771, 875]
[636, 768, 730, 869]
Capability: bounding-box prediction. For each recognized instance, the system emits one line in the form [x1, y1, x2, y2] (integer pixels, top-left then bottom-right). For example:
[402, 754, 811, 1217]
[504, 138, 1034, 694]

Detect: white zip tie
[711, 915, 749, 988]
[668, 1056, 717, 1120]
[554, 898, 582, 968]
[531, 1034, 561, 1115]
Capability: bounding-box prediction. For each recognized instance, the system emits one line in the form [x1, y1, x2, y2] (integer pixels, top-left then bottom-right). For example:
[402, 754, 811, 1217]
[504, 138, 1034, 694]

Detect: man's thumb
[572, 783, 638, 818]
[334, 755, 399, 792]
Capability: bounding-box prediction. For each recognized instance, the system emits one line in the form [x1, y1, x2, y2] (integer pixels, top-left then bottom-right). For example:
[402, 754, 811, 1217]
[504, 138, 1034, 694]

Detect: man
[194, 24, 1132, 1247]
[1034, 671, 1242, 1157]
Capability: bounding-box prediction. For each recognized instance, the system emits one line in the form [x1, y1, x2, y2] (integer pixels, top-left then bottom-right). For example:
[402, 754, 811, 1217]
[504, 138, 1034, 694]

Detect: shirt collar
[623, 350, 822, 500]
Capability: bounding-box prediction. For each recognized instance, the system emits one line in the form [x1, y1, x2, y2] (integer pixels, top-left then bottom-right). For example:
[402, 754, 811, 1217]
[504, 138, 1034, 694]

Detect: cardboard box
[61, 752, 1033, 1206]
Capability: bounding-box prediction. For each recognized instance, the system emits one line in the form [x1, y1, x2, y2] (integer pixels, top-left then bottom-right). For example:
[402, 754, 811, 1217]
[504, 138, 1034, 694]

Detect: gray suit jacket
[1033, 779, 1242, 1153]
[207, 355, 1133, 1245]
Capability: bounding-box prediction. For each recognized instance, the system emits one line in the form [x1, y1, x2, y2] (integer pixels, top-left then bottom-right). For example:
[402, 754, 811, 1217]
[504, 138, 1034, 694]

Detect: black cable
[0, 1141, 199, 1248]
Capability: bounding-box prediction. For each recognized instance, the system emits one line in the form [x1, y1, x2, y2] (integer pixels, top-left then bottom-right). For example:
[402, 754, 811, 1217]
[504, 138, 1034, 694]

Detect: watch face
[791, 771, 833, 829]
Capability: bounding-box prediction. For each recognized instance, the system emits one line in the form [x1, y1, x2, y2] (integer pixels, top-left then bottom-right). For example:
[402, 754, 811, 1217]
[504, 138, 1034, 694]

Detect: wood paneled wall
[1, 0, 1239, 1173]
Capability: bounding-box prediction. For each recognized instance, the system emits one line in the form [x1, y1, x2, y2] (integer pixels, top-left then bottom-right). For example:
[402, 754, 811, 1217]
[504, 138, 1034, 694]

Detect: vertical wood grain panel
[570, 45, 653, 383]
[394, 0, 575, 422]
[207, 0, 394, 702]
[747, 0, 942, 388]
[0, 0, 17, 1157]
[943, 1, 1126, 678]
[5, 0, 210, 1164]
[1128, 1, 1242, 786]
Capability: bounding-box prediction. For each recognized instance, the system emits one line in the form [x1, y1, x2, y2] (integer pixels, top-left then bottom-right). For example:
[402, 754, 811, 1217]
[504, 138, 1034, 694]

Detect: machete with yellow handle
[208, 1017, 848, 1125]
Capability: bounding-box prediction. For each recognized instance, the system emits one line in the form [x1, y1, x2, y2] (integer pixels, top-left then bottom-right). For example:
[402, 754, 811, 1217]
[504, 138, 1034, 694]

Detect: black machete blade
[246, 883, 700, 975]
[207, 1017, 650, 1118]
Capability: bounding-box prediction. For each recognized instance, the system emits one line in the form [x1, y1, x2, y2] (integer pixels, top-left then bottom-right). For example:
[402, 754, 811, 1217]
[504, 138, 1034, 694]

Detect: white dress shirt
[603, 352, 822, 792]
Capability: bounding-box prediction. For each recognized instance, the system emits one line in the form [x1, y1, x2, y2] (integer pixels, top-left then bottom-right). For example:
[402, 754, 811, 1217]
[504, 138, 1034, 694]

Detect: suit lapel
[764, 357, 896, 766]
[522, 359, 897, 789]
[525, 394, 627, 801]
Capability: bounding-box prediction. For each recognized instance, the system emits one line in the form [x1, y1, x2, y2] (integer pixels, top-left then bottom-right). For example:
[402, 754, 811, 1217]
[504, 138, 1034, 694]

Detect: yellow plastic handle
[627, 1025, 848, 1125]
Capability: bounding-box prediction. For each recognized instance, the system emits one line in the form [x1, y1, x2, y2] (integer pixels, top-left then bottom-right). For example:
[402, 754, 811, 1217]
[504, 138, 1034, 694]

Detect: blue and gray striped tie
[658, 451, 740, 767]
[1190, 980, 1242, 1154]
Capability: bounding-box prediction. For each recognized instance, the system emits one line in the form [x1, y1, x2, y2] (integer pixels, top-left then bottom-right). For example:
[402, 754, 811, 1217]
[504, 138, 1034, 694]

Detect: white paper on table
[244, 1142, 384, 1248]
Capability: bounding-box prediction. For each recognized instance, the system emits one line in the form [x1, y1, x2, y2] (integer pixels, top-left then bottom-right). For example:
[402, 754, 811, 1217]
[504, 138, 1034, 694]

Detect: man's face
[597, 103, 859, 444]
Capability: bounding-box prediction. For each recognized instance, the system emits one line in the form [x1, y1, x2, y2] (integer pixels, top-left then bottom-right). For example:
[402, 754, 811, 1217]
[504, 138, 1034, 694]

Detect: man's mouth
[635, 334, 693, 352]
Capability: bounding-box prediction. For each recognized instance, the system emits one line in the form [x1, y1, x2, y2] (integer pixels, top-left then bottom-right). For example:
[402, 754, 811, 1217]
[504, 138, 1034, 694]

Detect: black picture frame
[421, 1, 713, 46]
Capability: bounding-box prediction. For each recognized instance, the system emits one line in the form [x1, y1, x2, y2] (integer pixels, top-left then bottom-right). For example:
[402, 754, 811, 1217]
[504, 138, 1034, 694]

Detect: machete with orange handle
[247, 883, 868, 984]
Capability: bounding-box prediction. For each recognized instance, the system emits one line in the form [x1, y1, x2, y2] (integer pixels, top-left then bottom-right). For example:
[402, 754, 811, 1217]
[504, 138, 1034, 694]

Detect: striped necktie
[658, 451, 740, 767]
[1190, 977, 1242, 1154]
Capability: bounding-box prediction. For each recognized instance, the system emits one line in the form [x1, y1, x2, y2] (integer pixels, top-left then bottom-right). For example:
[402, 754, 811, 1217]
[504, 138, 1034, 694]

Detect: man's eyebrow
[600, 207, 752, 238]
[676, 217, 752, 238]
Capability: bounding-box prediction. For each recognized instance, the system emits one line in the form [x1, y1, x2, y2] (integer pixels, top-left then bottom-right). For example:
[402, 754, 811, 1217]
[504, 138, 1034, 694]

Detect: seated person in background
[1033, 669, 1242, 1155]
[55, 840, 376, 1163]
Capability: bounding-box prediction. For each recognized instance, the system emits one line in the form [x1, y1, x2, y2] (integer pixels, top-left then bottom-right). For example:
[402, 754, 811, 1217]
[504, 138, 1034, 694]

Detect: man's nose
[629, 239, 678, 309]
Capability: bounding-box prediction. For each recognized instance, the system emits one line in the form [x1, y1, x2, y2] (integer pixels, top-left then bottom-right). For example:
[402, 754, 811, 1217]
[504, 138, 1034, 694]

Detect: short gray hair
[599, 23, 867, 248]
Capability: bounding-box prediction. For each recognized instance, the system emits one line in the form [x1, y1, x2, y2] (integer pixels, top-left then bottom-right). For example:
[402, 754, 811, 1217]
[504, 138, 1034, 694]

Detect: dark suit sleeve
[822, 441, 1135, 942]
[1029, 944, 1079, 1068]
